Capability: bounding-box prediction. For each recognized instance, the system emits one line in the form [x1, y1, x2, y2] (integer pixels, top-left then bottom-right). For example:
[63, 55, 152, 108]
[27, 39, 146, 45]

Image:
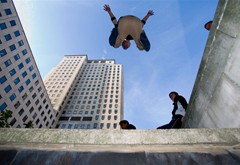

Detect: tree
[24, 121, 34, 128]
[0, 109, 12, 128]
[0, 109, 34, 128]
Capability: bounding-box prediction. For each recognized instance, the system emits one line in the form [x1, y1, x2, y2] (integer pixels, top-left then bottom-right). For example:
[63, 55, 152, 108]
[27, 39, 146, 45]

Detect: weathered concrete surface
[183, 0, 240, 128]
[0, 128, 240, 145]
[0, 129, 240, 165]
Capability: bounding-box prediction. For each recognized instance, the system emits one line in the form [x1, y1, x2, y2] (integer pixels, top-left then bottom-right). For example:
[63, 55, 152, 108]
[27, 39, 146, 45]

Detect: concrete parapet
[0, 128, 240, 165]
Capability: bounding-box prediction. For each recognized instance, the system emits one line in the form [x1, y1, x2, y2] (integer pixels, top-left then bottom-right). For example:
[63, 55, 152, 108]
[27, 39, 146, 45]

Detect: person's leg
[140, 30, 150, 52]
[109, 27, 118, 47]
[171, 118, 182, 129]
[157, 119, 177, 129]
[157, 124, 171, 129]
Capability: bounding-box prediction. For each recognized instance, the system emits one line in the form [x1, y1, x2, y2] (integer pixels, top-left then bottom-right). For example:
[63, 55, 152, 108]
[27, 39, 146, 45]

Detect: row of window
[58, 123, 118, 129]
[62, 109, 118, 115]
[0, 0, 8, 4]
[0, 8, 12, 17]
[60, 114, 118, 121]
[0, 80, 42, 111]
[66, 98, 119, 105]
[0, 19, 16, 30]
[3, 73, 37, 94]
[1, 43, 27, 58]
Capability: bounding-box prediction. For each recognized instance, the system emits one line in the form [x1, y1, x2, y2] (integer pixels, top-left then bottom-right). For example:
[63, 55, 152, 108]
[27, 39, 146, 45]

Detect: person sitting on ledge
[157, 91, 188, 129]
[204, 20, 213, 31]
[119, 120, 136, 129]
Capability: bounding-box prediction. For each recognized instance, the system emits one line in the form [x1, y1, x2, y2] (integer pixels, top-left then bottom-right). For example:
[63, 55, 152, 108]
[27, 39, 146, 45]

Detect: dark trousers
[157, 116, 183, 129]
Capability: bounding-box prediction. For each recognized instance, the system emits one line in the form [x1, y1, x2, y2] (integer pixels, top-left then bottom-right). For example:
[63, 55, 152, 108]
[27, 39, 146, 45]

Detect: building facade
[0, 0, 56, 128]
[44, 55, 124, 129]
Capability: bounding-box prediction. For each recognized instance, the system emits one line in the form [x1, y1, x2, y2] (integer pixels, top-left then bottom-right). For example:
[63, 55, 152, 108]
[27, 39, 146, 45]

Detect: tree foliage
[0, 109, 33, 128]
[0, 109, 12, 128]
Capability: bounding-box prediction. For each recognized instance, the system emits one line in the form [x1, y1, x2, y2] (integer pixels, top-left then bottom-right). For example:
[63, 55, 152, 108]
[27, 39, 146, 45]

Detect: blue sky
[14, 0, 218, 129]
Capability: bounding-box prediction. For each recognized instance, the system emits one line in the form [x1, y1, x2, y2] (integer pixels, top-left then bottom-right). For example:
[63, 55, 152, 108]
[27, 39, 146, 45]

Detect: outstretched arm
[141, 10, 154, 26]
[104, 4, 118, 25]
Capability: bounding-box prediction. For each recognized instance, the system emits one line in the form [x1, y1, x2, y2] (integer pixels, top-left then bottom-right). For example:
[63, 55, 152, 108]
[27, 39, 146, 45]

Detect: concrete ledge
[0, 128, 240, 165]
[0, 128, 240, 145]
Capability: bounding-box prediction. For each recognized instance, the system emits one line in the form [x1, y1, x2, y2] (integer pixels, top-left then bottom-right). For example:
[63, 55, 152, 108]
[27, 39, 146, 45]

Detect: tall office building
[0, 0, 56, 128]
[44, 55, 124, 129]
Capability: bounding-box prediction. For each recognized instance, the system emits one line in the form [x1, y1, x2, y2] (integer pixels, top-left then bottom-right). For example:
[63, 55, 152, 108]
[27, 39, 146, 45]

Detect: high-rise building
[0, 0, 56, 128]
[44, 55, 124, 129]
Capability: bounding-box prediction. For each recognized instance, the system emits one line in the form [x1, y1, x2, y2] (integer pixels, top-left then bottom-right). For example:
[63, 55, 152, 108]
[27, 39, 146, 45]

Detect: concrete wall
[183, 0, 240, 128]
[0, 128, 240, 165]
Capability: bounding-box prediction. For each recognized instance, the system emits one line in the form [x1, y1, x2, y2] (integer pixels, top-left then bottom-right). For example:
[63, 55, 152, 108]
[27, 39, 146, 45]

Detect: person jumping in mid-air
[104, 4, 154, 52]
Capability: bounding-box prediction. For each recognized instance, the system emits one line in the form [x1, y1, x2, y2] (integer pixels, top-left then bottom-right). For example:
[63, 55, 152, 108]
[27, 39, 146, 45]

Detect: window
[59, 117, 69, 121]
[25, 58, 31, 64]
[9, 93, 16, 101]
[35, 80, 39, 86]
[14, 101, 20, 109]
[74, 124, 79, 129]
[10, 118, 16, 126]
[0, 76, 7, 84]
[18, 63, 24, 70]
[18, 40, 24, 46]
[18, 86, 24, 93]
[14, 54, 20, 61]
[61, 124, 66, 129]
[95, 116, 99, 120]
[14, 30, 20, 37]
[29, 86, 34, 92]
[80, 124, 85, 129]
[9, 44, 16, 51]
[107, 123, 110, 129]
[1, 0, 8, 3]
[5, 9, 12, 15]
[10, 20, 16, 26]
[0, 23, 7, 30]
[82, 117, 92, 121]
[9, 69, 16, 76]
[68, 124, 72, 129]
[26, 100, 31, 107]
[14, 77, 20, 85]
[0, 49, 7, 57]
[22, 93, 27, 100]
[32, 73, 36, 79]
[32, 113, 37, 119]
[22, 49, 27, 55]
[22, 71, 27, 78]
[87, 124, 91, 129]
[70, 117, 81, 121]
[29, 66, 34, 72]
[4, 34, 12, 41]
[22, 115, 28, 122]
[4, 85, 12, 93]
[4, 59, 12, 67]
[32, 93, 37, 99]
[26, 79, 31, 85]
[18, 109, 24, 116]
[0, 102, 7, 111]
